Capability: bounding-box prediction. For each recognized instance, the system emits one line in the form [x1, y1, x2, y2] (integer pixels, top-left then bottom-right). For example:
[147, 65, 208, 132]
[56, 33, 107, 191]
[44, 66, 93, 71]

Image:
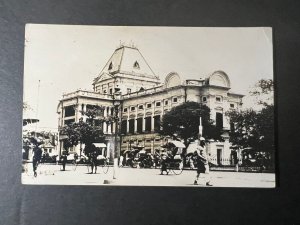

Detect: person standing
[61, 150, 68, 171]
[32, 143, 42, 177]
[119, 154, 124, 167]
[193, 139, 212, 186]
[160, 152, 170, 175]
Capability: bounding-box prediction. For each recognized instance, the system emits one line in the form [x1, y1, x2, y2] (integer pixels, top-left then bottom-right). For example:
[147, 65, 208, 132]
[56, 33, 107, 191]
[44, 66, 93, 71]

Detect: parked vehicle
[137, 151, 153, 168]
[160, 141, 185, 175]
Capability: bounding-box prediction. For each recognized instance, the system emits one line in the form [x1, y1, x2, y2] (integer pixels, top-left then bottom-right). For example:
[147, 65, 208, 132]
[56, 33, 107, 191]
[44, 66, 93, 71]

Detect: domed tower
[92, 44, 161, 95]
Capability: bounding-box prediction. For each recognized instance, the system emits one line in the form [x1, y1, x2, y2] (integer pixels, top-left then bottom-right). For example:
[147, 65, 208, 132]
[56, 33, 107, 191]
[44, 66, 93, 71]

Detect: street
[22, 163, 276, 188]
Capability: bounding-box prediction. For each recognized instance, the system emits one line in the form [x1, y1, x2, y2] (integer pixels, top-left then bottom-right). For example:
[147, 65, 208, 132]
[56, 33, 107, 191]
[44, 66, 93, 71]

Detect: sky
[23, 25, 273, 132]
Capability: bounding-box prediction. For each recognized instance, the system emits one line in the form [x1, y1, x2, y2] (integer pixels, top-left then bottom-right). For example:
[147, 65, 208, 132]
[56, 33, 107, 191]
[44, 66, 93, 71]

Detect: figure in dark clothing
[61, 150, 68, 171]
[90, 151, 98, 174]
[32, 144, 42, 177]
[193, 139, 212, 186]
[160, 151, 172, 175]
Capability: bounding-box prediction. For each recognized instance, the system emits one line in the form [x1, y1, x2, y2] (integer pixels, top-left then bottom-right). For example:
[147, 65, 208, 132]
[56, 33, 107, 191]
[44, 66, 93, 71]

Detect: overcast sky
[23, 25, 273, 132]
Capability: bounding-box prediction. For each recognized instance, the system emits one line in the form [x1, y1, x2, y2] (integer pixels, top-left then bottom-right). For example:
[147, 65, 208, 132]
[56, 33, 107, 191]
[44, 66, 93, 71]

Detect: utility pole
[35, 80, 41, 137]
[112, 88, 121, 180]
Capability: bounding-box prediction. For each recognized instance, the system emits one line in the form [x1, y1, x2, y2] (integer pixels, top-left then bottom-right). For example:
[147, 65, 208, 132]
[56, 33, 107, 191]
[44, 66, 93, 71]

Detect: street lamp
[112, 89, 121, 179]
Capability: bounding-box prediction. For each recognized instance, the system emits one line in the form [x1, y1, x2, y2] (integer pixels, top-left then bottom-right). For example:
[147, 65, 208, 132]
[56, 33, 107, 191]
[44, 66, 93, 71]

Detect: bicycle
[160, 154, 184, 175]
[72, 159, 78, 171]
[100, 158, 109, 174]
[166, 160, 184, 175]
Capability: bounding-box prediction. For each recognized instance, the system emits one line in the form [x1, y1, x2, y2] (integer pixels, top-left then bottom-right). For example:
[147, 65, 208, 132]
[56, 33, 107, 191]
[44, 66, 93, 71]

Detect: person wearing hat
[193, 138, 212, 186]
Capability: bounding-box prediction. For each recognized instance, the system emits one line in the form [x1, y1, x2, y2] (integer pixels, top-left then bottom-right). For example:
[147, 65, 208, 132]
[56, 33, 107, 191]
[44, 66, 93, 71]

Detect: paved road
[22, 164, 276, 188]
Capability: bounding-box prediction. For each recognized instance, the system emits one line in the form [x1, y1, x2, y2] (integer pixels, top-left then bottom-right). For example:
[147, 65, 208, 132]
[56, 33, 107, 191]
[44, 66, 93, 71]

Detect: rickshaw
[123, 147, 142, 168]
[137, 150, 153, 168]
[84, 143, 110, 174]
[160, 141, 185, 175]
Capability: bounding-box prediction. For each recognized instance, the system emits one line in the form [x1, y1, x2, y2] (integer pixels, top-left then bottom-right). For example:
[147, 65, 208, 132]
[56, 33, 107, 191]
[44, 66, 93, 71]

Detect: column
[142, 105, 146, 132]
[127, 109, 130, 133]
[134, 106, 138, 133]
[107, 107, 111, 134]
[76, 104, 82, 121]
[103, 106, 107, 134]
[151, 101, 155, 132]
[83, 104, 87, 122]
[61, 106, 64, 127]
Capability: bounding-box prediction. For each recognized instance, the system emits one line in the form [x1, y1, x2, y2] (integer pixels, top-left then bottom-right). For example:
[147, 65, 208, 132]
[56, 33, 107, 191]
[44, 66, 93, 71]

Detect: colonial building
[57, 44, 244, 165]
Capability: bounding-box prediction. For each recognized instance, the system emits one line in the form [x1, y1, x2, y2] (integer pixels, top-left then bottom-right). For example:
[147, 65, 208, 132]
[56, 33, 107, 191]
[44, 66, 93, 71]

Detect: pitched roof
[93, 45, 159, 84]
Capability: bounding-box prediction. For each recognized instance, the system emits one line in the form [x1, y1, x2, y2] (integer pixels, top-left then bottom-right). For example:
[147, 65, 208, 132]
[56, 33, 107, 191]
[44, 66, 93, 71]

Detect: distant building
[57, 44, 244, 165]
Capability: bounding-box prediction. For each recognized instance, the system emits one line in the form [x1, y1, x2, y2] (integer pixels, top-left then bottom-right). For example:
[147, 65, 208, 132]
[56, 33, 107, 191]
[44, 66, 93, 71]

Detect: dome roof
[93, 45, 160, 85]
[207, 70, 231, 88]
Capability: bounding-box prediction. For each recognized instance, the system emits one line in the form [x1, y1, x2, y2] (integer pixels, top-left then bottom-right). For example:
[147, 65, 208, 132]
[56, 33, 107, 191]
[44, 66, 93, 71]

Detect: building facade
[57, 44, 244, 165]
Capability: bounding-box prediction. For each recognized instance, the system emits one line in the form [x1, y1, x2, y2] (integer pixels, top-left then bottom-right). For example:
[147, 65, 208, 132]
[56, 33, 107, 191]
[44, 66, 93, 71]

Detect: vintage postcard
[22, 25, 275, 187]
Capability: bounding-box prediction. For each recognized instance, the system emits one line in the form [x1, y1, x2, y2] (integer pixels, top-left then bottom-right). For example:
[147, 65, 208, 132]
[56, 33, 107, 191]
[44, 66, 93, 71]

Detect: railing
[122, 85, 164, 99]
[210, 157, 232, 166]
[63, 82, 207, 101]
[63, 90, 113, 100]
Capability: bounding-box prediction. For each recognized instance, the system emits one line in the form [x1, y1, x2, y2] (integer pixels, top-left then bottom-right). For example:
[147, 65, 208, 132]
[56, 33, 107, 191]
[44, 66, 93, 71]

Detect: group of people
[30, 137, 212, 186]
[119, 151, 159, 168]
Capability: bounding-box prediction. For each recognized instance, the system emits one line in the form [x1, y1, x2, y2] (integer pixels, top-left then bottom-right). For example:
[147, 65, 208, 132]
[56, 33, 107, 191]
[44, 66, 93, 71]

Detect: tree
[226, 79, 274, 166]
[159, 101, 222, 146]
[61, 122, 81, 149]
[226, 109, 260, 149]
[60, 105, 107, 154]
[249, 79, 274, 107]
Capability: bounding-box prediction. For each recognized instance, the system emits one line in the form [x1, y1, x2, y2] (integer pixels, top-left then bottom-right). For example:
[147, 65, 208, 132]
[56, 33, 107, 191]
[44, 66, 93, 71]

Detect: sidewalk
[22, 164, 276, 188]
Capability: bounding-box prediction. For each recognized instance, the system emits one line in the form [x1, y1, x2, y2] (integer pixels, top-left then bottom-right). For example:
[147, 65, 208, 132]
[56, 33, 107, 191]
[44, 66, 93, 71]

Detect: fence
[209, 157, 232, 166]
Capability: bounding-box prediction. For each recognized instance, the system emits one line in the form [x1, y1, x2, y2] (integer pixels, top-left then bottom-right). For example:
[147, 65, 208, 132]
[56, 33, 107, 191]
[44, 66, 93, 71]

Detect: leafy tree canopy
[159, 101, 222, 145]
[61, 106, 106, 153]
[249, 79, 274, 107]
[226, 79, 275, 156]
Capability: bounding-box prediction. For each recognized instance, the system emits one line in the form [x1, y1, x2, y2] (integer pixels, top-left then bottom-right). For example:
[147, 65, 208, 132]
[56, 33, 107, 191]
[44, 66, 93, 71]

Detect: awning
[186, 142, 198, 154]
[23, 119, 39, 126]
[169, 141, 186, 148]
[92, 143, 106, 148]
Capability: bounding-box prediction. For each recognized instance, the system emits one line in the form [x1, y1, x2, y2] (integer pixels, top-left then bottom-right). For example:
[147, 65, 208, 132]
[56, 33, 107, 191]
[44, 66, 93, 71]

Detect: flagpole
[35, 80, 41, 137]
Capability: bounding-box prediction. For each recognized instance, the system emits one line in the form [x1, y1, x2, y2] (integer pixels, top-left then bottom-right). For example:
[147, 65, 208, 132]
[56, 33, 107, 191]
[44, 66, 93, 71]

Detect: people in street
[61, 150, 68, 171]
[160, 152, 168, 175]
[193, 138, 212, 186]
[119, 155, 124, 167]
[90, 150, 98, 174]
[160, 151, 171, 175]
[32, 143, 42, 177]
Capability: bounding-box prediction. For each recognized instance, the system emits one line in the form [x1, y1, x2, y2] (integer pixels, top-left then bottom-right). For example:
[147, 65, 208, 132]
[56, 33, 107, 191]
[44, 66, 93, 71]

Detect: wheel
[172, 162, 184, 175]
[102, 160, 109, 174]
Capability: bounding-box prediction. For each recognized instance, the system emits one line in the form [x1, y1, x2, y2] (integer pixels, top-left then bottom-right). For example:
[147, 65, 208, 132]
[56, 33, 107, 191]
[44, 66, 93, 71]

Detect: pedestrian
[119, 155, 124, 167]
[193, 138, 212, 186]
[61, 150, 68, 171]
[160, 152, 170, 175]
[90, 150, 98, 174]
[32, 143, 42, 177]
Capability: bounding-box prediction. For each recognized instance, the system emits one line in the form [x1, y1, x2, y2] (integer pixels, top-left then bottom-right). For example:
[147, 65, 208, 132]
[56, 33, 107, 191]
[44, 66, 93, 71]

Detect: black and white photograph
[22, 25, 275, 187]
